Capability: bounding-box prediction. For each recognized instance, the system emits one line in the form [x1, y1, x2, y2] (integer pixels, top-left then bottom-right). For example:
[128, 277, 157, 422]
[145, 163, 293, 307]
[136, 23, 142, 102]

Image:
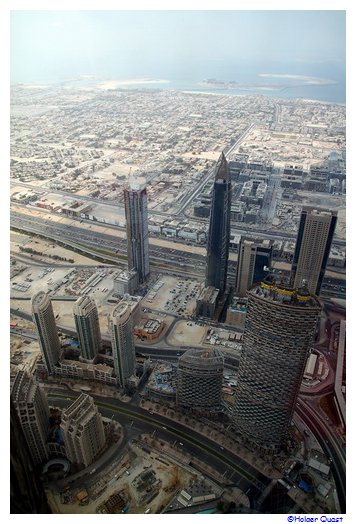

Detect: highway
[10, 209, 346, 292]
[10, 116, 345, 257]
[177, 122, 256, 215]
[11, 211, 206, 278]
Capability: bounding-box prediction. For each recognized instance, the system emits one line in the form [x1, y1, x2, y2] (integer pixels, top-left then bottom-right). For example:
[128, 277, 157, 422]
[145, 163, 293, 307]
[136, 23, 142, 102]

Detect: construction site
[46, 433, 225, 514]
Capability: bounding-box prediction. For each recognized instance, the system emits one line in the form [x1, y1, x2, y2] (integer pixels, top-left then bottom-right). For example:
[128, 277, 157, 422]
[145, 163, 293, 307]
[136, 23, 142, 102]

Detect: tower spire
[215, 151, 229, 182]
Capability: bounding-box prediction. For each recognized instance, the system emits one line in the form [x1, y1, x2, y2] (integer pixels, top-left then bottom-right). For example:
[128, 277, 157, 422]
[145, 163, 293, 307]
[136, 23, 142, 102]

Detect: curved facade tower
[177, 348, 224, 413]
[233, 280, 321, 450]
[31, 291, 61, 374]
[205, 152, 231, 295]
[110, 303, 136, 387]
[124, 178, 150, 284]
[73, 296, 101, 360]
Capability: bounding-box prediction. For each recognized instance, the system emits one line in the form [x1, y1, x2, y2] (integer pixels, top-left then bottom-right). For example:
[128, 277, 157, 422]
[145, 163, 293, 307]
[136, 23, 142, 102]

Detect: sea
[12, 60, 346, 105]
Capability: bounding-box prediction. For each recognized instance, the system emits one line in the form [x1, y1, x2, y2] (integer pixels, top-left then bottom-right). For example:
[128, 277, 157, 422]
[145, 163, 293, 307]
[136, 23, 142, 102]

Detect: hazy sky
[11, 10, 346, 83]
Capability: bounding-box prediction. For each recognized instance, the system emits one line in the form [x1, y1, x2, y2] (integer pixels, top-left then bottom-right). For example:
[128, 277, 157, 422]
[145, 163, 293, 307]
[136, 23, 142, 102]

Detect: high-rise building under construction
[233, 279, 321, 450]
[205, 153, 231, 295]
[290, 206, 337, 295]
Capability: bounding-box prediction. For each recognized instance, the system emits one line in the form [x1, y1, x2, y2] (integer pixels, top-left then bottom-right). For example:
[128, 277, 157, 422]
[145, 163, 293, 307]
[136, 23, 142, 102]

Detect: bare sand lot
[166, 320, 207, 347]
[11, 231, 99, 266]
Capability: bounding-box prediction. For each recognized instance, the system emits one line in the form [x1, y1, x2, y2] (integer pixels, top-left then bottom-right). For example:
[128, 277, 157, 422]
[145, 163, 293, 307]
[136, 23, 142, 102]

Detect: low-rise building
[61, 200, 92, 217]
[303, 353, 318, 380]
[134, 318, 165, 341]
[54, 359, 118, 386]
[225, 297, 248, 327]
[145, 362, 177, 404]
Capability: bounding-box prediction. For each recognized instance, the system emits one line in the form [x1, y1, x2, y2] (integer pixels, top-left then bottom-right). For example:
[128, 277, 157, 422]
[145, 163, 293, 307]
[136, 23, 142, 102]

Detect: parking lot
[140, 276, 203, 317]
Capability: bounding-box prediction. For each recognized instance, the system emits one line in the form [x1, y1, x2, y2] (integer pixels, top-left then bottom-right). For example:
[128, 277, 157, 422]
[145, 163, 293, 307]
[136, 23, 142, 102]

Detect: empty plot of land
[167, 320, 206, 347]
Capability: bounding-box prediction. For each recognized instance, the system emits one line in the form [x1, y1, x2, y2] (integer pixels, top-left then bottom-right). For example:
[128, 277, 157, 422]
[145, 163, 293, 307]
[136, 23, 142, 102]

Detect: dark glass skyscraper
[290, 207, 337, 295]
[205, 152, 231, 295]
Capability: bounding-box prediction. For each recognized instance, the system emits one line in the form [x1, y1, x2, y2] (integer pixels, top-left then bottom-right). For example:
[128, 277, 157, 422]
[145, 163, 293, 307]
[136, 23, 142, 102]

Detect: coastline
[10, 79, 345, 106]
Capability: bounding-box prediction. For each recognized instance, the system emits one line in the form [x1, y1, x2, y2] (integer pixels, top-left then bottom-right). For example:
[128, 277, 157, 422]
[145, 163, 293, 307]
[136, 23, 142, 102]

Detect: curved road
[48, 390, 269, 500]
[296, 399, 345, 513]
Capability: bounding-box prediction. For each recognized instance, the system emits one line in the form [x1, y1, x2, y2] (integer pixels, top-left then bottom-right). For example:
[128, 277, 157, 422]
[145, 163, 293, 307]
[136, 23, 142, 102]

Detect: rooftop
[146, 362, 176, 393]
[73, 295, 97, 315]
[136, 318, 163, 334]
[10, 370, 37, 403]
[127, 176, 146, 192]
[179, 347, 224, 368]
[31, 290, 48, 307]
[248, 279, 321, 309]
[302, 206, 338, 218]
[198, 286, 219, 303]
[114, 269, 138, 282]
[229, 297, 248, 312]
[62, 393, 97, 425]
[111, 302, 130, 320]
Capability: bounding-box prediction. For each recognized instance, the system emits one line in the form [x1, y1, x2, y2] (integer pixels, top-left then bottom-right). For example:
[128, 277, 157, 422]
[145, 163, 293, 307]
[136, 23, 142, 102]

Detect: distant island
[199, 75, 337, 92]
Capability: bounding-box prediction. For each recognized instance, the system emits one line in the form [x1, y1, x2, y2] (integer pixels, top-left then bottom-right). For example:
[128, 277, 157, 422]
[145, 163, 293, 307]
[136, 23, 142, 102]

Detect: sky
[10, 10, 346, 83]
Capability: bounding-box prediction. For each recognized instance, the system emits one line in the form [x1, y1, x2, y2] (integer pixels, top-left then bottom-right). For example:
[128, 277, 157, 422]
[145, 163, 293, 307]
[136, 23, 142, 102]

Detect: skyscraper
[10, 398, 51, 514]
[205, 152, 231, 295]
[61, 393, 105, 468]
[124, 178, 150, 284]
[11, 370, 50, 465]
[177, 348, 224, 414]
[233, 279, 321, 450]
[235, 237, 272, 297]
[31, 291, 61, 374]
[290, 207, 337, 295]
[110, 302, 136, 387]
[73, 296, 101, 360]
